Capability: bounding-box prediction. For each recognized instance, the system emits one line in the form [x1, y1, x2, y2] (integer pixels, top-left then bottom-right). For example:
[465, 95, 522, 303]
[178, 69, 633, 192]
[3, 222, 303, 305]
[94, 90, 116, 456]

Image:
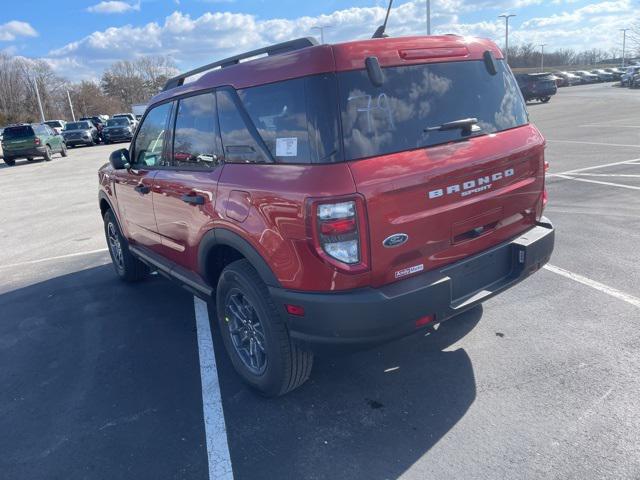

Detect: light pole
[426, 0, 431, 35]
[498, 14, 516, 65]
[66, 89, 76, 121]
[312, 25, 332, 44]
[539, 44, 547, 72]
[31, 76, 45, 123]
[620, 28, 629, 67]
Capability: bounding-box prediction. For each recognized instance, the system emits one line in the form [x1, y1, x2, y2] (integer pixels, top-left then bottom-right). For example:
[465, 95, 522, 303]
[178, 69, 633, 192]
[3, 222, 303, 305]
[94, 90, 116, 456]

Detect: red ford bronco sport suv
[99, 36, 554, 396]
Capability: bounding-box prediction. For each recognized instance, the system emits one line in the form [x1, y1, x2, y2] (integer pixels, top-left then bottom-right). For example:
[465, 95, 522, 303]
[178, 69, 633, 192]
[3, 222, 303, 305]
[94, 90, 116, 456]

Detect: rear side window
[4, 126, 35, 139]
[238, 78, 311, 163]
[172, 92, 221, 169]
[338, 59, 528, 160]
[132, 102, 172, 167]
[217, 89, 268, 164]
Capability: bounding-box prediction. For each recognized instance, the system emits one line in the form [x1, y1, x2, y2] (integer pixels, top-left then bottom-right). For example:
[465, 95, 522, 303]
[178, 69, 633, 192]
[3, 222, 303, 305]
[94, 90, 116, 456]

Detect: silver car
[61, 120, 99, 147]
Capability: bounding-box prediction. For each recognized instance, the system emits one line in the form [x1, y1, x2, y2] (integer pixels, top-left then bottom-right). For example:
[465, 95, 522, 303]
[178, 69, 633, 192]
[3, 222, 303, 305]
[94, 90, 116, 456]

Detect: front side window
[132, 102, 172, 167]
[172, 92, 220, 169]
[339, 59, 529, 160]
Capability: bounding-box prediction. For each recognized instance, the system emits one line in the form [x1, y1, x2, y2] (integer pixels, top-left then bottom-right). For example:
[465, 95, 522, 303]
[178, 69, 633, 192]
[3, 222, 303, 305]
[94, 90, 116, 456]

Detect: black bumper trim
[270, 219, 555, 347]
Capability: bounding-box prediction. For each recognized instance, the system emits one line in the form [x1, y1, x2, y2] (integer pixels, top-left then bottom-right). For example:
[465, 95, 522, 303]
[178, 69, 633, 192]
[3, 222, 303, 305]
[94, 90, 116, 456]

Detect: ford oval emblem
[383, 233, 408, 248]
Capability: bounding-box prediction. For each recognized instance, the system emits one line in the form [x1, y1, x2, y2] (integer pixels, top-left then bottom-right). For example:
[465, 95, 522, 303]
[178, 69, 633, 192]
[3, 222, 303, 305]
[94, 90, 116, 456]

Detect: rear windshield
[3, 126, 34, 139]
[338, 59, 528, 160]
[66, 122, 91, 130]
[45, 121, 62, 128]
[107, 118, 130, 126]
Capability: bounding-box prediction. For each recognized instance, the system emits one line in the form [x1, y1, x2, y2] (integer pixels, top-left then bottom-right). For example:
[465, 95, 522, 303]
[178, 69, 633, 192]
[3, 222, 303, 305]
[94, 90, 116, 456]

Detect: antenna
[372, 0, 393, 39]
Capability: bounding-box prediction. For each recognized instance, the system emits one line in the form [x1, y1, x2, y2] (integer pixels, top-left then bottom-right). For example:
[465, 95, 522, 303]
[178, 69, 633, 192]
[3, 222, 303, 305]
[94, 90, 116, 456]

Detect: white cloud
[87, 1, 141, 14]
[39, 0, 640, 81]
[0, 21, 38, 41]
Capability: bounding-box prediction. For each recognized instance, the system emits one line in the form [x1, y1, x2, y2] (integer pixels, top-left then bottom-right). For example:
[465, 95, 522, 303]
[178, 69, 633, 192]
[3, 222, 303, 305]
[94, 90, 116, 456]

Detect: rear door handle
[181, 194, 205, 205]
[134, 184, 150, 194]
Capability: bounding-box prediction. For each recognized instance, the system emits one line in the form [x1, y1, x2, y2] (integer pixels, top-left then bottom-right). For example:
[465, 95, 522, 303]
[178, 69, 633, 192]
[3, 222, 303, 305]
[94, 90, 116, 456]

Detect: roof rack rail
[162, 37, 319, 91]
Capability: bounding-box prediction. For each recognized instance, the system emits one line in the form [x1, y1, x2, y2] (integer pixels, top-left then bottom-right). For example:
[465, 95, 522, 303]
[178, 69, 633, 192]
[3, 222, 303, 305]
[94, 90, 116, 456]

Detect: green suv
[2, 123, 67, 166]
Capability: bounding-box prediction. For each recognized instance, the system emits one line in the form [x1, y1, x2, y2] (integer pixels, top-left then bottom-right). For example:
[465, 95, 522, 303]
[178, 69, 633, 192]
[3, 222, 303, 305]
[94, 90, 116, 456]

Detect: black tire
[540, 96, 551, 103]
[4, 157, 15, 166]
[216, 259, 313, 397]
[27, 158, 35, 162]
[43, 145, 52, 161]
[60, 143, 68, 157]
[103, 209, 148, 282]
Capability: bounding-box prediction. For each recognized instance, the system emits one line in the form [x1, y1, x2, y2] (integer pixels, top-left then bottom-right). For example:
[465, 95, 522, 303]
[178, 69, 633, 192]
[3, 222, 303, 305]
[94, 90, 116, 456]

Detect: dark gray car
[103, 118, 134, 144]
[62, 121, 99, 147]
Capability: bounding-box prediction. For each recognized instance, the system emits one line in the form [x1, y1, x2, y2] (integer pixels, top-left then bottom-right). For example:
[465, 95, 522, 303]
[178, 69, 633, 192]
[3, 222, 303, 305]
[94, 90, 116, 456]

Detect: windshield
[107, 118, 130, 126]
[65, 122, 91, 130]
[3, 125, 34, 139]
[338, 59, 528, 160]
[45, 121, 62, 128]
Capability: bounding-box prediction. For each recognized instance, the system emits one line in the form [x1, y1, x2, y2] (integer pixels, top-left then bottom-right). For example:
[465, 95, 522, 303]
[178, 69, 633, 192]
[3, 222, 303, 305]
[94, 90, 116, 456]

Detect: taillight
[308, 196, 369, 272]
[34, 137, 40, 145]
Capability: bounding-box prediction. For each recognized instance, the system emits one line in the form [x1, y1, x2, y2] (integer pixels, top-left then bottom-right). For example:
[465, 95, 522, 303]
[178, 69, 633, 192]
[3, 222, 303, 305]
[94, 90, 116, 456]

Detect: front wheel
[103, 209, 148, 282]
[540, 96, 551, 103]
[216, 259, 314, 397]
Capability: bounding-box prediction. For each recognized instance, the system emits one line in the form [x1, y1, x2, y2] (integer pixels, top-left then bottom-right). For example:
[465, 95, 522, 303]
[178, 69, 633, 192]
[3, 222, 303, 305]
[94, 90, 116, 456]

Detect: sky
[0, 0, 638, 81]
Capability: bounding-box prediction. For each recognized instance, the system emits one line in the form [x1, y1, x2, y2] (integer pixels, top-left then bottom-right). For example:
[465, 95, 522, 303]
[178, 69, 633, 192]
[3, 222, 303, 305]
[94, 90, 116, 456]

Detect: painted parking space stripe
[553, 174, 640, 191]
[548, 157, 640, 176]
[0, 248, 109, 270]
[579, 124, 640, 128]
[194, 296, 234, 480]
[546, 139, 640, 148]
[569, 173, 640, 178]
[544, 264, 640, 309]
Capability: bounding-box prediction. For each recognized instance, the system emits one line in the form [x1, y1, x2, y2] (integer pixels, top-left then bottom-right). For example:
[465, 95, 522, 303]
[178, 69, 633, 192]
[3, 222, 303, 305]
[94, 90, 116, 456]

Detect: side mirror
[109, 148, 130, 170]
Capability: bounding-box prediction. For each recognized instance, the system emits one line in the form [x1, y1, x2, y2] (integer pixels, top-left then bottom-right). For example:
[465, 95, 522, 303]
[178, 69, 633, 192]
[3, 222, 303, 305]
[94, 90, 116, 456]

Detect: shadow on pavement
[215, 305, 482, 480]
[0, 265, 208, 480]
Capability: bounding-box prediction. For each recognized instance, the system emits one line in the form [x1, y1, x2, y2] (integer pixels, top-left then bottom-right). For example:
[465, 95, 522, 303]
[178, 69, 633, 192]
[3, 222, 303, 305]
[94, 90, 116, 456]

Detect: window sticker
[276, 137, 298, 157]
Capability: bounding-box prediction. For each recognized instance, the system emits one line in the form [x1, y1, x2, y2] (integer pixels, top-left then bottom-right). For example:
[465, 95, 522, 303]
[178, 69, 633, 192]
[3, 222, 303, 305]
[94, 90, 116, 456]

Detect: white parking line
[580, 124, 640, 128]
[546, 139, 640, 148]
[553, 174, 640, 191]
[544, 264, 640, 308]
[193, 296, 234, 480]
[0, 248, 109, 270]
[549, 157, 640, 176]
[571, 173, 640, 178]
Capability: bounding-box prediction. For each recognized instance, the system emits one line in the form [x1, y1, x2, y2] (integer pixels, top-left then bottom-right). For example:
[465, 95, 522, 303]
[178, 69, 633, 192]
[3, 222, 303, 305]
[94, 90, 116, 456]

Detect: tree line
[0, 54, 177, 125]
[505, 43, 635, 69]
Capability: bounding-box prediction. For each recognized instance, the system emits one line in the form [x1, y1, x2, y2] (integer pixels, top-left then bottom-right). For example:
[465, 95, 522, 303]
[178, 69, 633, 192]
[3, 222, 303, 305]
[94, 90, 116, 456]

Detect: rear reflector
[320, 218, 357, 236]
[285, 304, 305, 316]
[415, 315, 434, 327]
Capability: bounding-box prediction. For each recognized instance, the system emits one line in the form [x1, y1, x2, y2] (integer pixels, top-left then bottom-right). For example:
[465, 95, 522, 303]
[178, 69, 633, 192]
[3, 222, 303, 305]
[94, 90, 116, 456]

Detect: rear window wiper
[424, 117, 480, 134]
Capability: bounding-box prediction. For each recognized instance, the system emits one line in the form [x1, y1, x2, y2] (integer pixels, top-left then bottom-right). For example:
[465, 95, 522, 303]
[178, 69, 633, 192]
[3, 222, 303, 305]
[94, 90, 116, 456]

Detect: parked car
[80, 116, 106, 142]
[553, 71, 580, 86]
[630, 71, 640, 89]
[590, 69, 615, 82]
[44, 119, 66, 135]
[103, 117, 134, 144]
[2, 123, 67, 166]
[573, 70, 599, 83]
[112, 113, 138, 130]
[98, 35, 554, 396]
[514, 73, 557, 102]
[621, 66, 640, 86]
[603, 68, 624, 80]
[0, 127, 4, 159]
[62, 120, 99, 147]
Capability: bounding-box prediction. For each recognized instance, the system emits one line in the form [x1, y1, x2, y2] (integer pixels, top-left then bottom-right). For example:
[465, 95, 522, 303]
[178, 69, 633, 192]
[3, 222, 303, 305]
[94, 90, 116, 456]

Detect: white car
[44, 120, 66, 135]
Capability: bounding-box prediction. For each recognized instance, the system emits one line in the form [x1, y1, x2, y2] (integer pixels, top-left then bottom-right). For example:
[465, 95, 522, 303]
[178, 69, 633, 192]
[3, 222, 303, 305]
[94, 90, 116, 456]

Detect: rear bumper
[3, 146, 46, 158]
[271, 219, 555, 348]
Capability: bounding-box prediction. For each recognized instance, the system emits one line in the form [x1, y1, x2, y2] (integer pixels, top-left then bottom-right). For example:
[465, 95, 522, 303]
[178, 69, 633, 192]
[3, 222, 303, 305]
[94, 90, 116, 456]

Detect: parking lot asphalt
[1, 83, 640, 480]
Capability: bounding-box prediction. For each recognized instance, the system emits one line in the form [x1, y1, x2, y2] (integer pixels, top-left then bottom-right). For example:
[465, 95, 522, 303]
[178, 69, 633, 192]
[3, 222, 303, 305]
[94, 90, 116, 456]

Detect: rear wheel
[43, 146, 52, 161]
[216, 259, 314, 397]
[103, 209, 148, 282]
[60, 143, 68, 157]
[3, 158, 15, 166]
[540, 96, 551, 103]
